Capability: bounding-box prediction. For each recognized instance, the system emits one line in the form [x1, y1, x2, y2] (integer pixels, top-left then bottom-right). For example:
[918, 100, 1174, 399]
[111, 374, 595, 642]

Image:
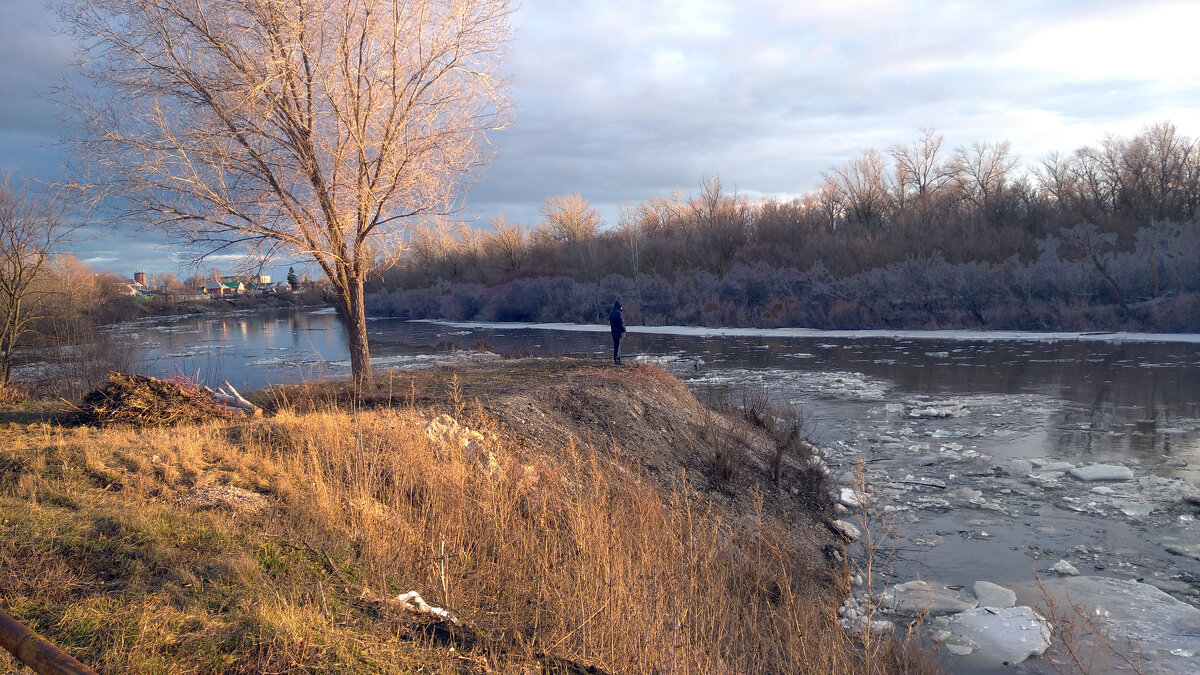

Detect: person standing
[609, 300, 626, 364]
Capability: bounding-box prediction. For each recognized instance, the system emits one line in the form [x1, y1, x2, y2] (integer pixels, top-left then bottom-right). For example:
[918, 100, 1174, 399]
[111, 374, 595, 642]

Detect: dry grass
[0, 361, 938, 673]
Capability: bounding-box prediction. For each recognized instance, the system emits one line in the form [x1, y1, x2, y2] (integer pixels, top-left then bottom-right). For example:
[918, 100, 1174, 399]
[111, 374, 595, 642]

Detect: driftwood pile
[71, 373, 259, 427]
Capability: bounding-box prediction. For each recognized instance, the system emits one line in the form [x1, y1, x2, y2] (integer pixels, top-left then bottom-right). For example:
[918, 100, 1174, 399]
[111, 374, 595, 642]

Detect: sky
[3, 0, 1200, 281]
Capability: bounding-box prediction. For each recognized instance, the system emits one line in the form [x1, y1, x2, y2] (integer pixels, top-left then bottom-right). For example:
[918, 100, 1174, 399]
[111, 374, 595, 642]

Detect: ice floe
[882, 580, 978, 616]
[1069, 463, 1135, 481]
[940, 606, 1051, 666]
[1020, 576, 1200, 674]
[687, 367, 890, 402]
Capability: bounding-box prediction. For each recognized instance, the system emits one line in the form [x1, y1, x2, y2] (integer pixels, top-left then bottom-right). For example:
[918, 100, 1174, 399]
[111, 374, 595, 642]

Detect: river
[113, 307, 1200, 673]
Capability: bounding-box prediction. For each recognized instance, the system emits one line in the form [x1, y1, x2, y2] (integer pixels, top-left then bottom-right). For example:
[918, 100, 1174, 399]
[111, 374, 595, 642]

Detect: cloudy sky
[3, 0, 1200, 280]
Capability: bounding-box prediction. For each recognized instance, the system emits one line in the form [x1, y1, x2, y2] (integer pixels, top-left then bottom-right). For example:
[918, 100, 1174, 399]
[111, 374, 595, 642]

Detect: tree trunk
[1089, 253, 1127, 313]
[341, 275, 373, 390]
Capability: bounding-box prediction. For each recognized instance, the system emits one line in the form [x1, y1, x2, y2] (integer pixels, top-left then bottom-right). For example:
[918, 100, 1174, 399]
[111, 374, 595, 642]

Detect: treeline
[367, 122, 1200, 331]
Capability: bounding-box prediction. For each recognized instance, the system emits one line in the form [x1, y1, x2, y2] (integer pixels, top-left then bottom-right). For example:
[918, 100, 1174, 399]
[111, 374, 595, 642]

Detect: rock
[1069, 463, 1134, 481]
[179, 485, 269, 514]
[839, 487, 867, 508]
[1025, 576, 1200, 674]
[425, 414, 499, 475]
[885, 580, 978, 616]
[868, 619, 894, 635]
[464, 440, 502, 477]
[424, 414, 487, 449]
[1090, 485, 1115, 495]
[943, 606, 1051, 665]
[830, 519, 862, 542]
[1049, 559, 1079, 576]
[973, 581, 1017, 609]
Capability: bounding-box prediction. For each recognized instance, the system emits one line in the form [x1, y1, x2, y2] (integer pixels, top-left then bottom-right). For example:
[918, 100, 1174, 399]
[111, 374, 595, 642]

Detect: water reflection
[127, 311, 1200, 421]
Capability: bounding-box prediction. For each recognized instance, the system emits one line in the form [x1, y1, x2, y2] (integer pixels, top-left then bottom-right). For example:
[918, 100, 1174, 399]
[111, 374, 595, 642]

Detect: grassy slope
[0, 359, 935, 673]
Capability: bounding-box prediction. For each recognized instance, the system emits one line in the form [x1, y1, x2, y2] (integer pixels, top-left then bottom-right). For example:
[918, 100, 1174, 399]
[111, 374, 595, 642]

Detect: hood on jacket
[611, 300, 622, 312]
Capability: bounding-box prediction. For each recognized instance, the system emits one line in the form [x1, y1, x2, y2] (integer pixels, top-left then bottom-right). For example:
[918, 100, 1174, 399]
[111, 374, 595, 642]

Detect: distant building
[121, 283, 153, 297]
[243, 281, 277, 296]
[204, 281, 244, 296]
[208, 273, 270, 286]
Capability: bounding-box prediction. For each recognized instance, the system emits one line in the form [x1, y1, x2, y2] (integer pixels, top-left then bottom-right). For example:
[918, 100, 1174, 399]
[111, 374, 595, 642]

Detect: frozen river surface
[120, 309, 1200, 673]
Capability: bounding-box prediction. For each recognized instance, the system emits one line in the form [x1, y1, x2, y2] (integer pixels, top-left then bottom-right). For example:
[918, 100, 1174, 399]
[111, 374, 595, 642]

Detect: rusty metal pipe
[0, 609, 98, 675]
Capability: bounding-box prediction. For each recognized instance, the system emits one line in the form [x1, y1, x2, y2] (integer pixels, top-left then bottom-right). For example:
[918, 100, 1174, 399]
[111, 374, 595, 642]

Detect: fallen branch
[393, 590, 459, 625]
[205, 380, 261, 416]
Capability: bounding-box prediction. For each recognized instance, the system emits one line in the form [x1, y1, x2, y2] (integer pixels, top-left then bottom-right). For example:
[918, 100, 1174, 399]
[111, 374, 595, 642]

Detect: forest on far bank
[367, 122, 1200, 332]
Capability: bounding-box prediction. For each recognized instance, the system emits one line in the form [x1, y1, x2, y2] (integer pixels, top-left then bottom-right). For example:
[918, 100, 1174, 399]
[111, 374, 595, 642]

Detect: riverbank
[92, 289, 333, 325]
[0, 359, 936, 673]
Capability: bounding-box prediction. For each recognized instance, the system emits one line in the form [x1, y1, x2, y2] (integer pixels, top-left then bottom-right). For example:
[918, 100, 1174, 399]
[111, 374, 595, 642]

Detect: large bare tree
[59, 0, 513, 386]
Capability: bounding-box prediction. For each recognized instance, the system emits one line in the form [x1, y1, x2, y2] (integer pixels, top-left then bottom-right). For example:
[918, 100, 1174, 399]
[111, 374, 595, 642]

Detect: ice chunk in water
[944, 606, 1051, 665]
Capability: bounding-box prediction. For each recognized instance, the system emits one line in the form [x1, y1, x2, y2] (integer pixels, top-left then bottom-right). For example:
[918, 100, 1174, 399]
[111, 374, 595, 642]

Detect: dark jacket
[609, 301, 625, 335]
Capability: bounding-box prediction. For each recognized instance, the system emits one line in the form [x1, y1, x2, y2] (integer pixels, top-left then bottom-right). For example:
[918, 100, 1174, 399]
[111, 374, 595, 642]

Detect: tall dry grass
[1, 396, 936, 673]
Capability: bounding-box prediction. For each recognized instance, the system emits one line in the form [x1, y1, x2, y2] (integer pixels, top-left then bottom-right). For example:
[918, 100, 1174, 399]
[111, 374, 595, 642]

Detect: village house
[203, 281, 244, 296]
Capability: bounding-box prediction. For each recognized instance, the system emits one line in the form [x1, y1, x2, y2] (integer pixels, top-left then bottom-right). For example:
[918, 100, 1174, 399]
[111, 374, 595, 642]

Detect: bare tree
[616, 204, 644, 308]
[0, 177, 75, 385]
[821, 149, 891, 227]
[59, 0, 513, 387]
[537, 194, 601, 244]
[536, 193, 601, 280]
[406, 219, 459, 281]
[950, 140, 1018, 216]
[889, 128, 951, 215]
[482, 215, 527, 273]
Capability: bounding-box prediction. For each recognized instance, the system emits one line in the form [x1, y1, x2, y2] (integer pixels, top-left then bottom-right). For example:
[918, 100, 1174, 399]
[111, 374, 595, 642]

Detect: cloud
[467, 0, 1200, 226]
[0, 2, 75, 174]
[4, 0, 1200, 269]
